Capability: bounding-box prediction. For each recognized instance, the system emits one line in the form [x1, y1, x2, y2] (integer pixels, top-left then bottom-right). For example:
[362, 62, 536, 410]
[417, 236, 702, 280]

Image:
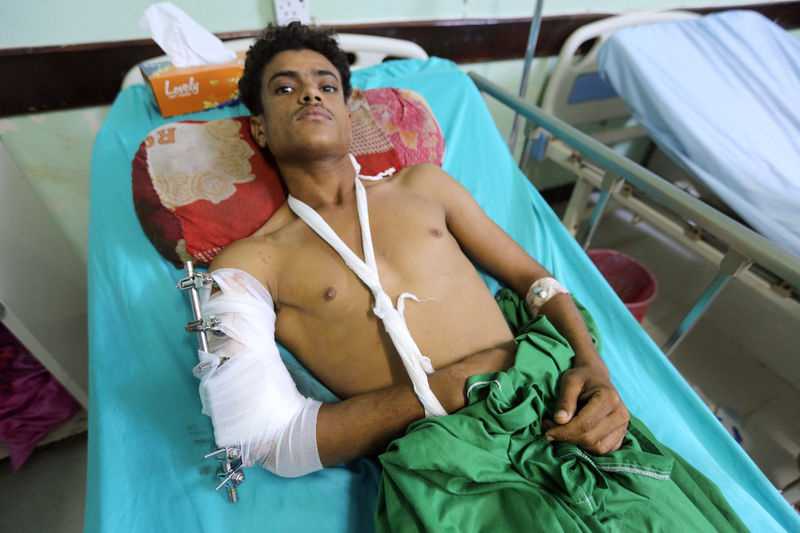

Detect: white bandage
[192, 268, 323, 478]
[525, 277, 570, 317]
[287, 154, 448, 419]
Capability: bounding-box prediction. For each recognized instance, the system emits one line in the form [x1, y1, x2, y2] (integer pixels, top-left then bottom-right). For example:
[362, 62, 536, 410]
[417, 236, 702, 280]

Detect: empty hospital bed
[86, 34, 800, 532]
[599, 10, 800, 259]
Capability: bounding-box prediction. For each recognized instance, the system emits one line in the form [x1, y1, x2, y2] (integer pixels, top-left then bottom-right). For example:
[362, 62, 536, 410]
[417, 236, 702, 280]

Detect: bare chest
[260, 183, 513, 397]
[273, 188, 456, 315]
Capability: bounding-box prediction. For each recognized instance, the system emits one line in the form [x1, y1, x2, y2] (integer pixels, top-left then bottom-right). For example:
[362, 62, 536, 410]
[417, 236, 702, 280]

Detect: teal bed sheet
[86, 57, 799, 532]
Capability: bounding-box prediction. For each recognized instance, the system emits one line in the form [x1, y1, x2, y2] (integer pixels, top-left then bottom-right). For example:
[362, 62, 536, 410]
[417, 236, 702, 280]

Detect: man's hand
[544, 361, 629, 455]
[430, 341, 517, 413]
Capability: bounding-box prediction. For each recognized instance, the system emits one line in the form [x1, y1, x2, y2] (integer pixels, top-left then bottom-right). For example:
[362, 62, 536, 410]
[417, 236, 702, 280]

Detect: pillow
[132, 87, 445, 268]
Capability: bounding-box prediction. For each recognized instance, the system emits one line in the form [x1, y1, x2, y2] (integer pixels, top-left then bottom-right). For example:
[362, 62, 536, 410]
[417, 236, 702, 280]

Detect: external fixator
[177, 272, 216, 291]
[204, 446, 245, 503]
[179, 261, 246, 502]
[178, 261, 223, 349]
[185, 315, 222, 335]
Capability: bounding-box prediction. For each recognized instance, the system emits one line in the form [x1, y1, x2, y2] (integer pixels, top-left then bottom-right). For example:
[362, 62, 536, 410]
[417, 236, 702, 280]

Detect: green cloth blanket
[375, 289, 746, 532]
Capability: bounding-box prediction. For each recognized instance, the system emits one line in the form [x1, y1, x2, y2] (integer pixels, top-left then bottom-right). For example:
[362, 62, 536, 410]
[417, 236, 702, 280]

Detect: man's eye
[322, 85, 338, 93]
[275, 86, 293, 94]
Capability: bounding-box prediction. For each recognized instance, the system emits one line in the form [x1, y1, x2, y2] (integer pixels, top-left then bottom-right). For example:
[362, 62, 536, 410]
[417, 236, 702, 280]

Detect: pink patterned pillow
[351, 87, 446, 166]
[132, 88, 445, 267]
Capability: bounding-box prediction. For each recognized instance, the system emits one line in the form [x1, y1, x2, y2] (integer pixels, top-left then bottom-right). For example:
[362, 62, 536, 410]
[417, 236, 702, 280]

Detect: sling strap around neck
[287, 155, 447, 417]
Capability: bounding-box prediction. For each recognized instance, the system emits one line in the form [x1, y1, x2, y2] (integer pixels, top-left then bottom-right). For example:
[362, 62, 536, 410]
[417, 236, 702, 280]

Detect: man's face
[250, 49, 350, 161]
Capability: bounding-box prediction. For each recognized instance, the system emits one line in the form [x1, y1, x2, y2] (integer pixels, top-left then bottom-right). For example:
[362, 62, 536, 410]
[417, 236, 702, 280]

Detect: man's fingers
[547, 389, 612, 441]
[552, 371, 585, 424]
[546, 405, 620, 446]
[547, 410, 627, 454]
[583, 418, 629, 455]
[545, 394, 628, 448]
[606, 425, 629, 454]
[546, 365, 632, 454]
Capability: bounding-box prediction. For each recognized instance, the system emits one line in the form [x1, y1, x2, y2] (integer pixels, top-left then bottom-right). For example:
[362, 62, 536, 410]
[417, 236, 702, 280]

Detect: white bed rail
[469, 72, 800, 353]
[539, 10, 698, 123]
[519, 10, 699, 173]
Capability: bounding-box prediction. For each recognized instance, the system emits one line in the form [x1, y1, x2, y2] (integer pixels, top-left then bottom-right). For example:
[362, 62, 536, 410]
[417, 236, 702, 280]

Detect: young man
[197, 22, 744, 531]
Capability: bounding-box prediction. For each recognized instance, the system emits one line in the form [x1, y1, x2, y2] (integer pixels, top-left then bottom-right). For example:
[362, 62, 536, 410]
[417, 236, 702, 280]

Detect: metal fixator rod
[180, 265, 245, 501]
[178, 261, 215, 352]
[663, 247, 752, 355]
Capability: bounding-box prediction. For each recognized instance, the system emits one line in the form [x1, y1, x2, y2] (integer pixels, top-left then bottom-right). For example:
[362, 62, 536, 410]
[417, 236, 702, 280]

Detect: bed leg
[663, 248, 752, 355]
[562, 178, 592, 237]
[578, 171, 622, 249]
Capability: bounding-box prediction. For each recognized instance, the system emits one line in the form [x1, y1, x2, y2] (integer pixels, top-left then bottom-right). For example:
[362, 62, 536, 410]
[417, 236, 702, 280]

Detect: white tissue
[140, 2, 236, 68]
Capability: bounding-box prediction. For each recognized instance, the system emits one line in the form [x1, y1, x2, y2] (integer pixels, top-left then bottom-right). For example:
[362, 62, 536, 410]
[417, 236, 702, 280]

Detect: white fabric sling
[287, 155, 447, 417]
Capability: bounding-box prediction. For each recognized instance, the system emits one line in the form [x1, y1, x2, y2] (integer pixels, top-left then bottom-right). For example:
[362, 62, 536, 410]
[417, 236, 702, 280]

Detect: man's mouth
[296, 106, 332, 121]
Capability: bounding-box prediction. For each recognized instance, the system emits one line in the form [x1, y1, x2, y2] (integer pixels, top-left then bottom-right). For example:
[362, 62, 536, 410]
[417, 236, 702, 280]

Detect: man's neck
[280, 153, 356, 209]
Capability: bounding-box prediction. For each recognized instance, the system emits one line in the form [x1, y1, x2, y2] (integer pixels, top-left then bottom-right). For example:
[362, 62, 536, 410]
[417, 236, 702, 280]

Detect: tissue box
[139, 51, 246, 118]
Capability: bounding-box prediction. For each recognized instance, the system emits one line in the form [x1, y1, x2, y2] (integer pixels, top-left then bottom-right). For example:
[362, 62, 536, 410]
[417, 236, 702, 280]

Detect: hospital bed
[86, 34, 800, 532]
[521, 9, 800, 353]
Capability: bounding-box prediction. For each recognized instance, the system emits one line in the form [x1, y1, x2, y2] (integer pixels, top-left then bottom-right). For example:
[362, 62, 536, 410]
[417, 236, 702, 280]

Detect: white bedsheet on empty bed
[598, 10, 800, 259]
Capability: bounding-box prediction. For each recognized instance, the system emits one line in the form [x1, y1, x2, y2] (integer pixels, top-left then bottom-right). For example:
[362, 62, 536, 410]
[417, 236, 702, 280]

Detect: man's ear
[249, 115, 268, 148]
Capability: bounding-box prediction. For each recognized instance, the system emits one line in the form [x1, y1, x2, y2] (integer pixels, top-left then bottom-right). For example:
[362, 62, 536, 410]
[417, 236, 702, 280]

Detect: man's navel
[323, 286, 338, 302]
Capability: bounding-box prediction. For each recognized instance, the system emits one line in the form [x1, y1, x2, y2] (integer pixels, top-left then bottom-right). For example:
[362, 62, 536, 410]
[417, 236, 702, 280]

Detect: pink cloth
[0, 323, 81, 470]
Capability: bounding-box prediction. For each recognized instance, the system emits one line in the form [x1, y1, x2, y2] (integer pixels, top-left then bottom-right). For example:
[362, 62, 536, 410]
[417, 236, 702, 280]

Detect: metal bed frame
[470, 72, 800, 357]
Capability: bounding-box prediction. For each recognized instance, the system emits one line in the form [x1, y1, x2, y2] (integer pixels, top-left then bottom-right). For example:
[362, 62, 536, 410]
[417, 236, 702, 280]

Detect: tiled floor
[0, 432, 86, 532]
[1, 202, 799, 532]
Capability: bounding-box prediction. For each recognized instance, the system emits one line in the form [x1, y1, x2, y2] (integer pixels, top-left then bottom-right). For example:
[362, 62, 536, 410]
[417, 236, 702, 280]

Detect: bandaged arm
[192, 268, 322, 478]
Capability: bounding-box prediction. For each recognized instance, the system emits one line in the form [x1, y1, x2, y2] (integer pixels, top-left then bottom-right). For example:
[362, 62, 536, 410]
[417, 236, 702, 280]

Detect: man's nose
[300, 86, 322, 103]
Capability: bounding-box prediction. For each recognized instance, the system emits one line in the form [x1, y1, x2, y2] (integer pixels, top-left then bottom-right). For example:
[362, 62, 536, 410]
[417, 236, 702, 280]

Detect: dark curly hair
[239, 22, 352, 116]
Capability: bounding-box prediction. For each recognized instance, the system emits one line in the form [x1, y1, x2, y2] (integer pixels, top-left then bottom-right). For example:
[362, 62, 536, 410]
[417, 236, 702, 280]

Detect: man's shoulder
[209, 204, 295, 281]
[391, 162, 460, 204]
[393, 162, 449, 191]
[210, 236, 270, 276]
[397, 161, 443, 178]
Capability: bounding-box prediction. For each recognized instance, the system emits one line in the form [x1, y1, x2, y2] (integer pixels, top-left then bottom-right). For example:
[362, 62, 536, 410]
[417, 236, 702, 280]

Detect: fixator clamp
[204, 446, 245, 503]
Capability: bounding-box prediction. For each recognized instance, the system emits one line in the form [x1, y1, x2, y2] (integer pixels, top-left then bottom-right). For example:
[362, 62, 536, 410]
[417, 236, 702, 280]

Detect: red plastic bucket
[586, 249, 658, 323]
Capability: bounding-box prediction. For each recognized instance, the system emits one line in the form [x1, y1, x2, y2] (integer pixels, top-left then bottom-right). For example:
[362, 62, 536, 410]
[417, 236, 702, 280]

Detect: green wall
[1, 0, 770, 47]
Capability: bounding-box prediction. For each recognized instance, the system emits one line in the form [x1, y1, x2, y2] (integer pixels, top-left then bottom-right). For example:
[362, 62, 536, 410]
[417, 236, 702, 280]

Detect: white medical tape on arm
[192, 268, 323, 478]
[525, 277, 570, 318]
